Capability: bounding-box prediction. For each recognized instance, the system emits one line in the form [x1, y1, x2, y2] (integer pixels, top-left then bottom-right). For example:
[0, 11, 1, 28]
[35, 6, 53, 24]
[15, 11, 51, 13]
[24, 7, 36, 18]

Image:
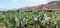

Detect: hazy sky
[0, 0, 55, 9]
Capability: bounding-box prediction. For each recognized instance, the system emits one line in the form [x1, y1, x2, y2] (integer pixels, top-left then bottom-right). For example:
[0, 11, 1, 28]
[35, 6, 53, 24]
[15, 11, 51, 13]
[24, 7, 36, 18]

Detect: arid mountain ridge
[12, 1, 60, 11]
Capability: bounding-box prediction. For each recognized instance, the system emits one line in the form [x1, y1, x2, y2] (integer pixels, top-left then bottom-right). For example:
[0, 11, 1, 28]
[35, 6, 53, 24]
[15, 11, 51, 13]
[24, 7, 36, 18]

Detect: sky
[0, 0, 55, 10]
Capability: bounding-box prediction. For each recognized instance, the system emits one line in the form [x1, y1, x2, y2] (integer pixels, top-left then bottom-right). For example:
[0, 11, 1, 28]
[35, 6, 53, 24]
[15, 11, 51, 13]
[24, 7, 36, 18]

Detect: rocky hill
[43, 1, 60, 11]
[12, 1, 60, 11]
